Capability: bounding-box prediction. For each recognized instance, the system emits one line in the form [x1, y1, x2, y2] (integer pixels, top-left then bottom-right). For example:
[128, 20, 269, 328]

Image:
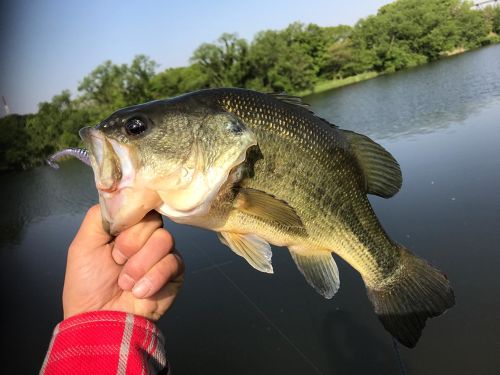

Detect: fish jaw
[98, 186, 162, 235]
[79, 127, 123, 192]
[79, 126, 163, 234]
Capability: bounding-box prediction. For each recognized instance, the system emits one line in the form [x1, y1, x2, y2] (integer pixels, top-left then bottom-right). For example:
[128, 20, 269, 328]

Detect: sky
[0, 0, 394, 116]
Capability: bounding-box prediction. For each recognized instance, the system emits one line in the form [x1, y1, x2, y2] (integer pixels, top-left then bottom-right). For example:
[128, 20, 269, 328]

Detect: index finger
[112, 211, 164, 264]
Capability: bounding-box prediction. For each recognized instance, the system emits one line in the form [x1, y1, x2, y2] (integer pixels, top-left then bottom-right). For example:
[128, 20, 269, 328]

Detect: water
[2, 45, 500, 374]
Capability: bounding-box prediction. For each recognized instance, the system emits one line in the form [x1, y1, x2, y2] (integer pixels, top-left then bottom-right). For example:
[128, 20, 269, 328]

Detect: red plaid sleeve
[41, 311, 169, 374]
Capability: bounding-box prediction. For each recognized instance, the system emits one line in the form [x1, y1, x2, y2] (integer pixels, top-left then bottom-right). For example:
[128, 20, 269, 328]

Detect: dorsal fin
[268, 93, 338, 129]
[341, 130, 402, 198]
[268, 93, 310, 109]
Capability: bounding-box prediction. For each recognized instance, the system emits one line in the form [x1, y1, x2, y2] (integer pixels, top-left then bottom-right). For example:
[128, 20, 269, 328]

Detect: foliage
[247, 24, 316, 92]
[0, 114, 33, 170]
[484, 5, 500, 34]
[346, 0, 490, 73]
[78, 55, 157, 121]
[191, 33, 252, 87]
[27, 91, 92, 155]
[149, 64, 209, 98]
[2, 0, 498, 170]
[495, 6, 500, 34]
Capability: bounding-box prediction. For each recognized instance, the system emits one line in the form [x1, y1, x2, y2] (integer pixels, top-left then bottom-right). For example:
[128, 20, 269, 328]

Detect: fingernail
[112, 248, 127, 265]
[119, 273, 135, 290]
[132, 278, 151, 298]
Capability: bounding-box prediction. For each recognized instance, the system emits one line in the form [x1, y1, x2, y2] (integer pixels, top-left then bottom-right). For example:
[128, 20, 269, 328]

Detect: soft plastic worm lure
[47, 148, 91, 169]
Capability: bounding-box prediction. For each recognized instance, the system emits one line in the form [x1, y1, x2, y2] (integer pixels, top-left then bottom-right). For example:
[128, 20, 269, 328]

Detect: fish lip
[80, 126, 145, 233]
[79, 126, 105, 165]
[80, 126, 139, 230]
[79, 126, 100, 151]
[97, 181, 119, 193]
[99, 185, 128, 198]
[79, 126, 124, 192]
[78, 126, 92, 142]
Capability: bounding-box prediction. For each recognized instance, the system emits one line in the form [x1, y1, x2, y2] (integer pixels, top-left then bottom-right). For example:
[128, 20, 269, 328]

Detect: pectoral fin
[218, 231, 273, 273]
[289, 246, 340, 299]
[234, 188, 304, 230]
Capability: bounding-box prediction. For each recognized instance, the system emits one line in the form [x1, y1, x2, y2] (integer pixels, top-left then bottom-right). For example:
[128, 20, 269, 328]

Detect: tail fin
[366, 246, 455, 348]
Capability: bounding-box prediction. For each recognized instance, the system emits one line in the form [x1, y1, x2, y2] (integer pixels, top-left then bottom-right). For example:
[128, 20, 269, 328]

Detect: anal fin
[289, 246, 340, 299]
[218, 232, 273, 273]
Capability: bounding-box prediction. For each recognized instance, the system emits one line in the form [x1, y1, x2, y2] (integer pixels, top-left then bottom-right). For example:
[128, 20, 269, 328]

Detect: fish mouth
[79, 126, 139, 194]
[79, 126, 155, 234]
[79, 127, 124, 193]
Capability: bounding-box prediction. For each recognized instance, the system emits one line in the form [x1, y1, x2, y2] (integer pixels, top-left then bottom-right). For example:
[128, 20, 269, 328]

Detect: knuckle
[155, 228, 174, 249]
[114, 233, 138, 256]
[123, 259, 148, 279]
[151, 257, 176, 285]
[151, 266, 169, 284]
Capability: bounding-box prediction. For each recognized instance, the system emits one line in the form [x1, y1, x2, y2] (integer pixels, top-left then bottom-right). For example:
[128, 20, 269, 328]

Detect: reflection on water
[0, 160, 97, 246]
[308, 45, 500, 140]
[1, 45, 500, 374]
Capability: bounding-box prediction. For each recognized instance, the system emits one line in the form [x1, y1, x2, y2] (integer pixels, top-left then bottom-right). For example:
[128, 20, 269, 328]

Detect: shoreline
[297, 72, 380, 98]
[298, 40, 500, 98]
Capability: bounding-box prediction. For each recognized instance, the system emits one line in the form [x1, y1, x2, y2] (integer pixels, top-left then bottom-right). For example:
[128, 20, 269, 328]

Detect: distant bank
[2, 0, 500, 171]
[299, 42, 499, 97]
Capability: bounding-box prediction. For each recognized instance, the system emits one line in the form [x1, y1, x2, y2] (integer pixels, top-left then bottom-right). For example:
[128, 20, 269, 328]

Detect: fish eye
[226, 120, 243, 134]
[125, 118, 147, 136]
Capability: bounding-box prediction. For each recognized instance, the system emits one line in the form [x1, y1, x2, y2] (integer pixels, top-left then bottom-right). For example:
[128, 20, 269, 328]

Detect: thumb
[71, 205, 113, 251]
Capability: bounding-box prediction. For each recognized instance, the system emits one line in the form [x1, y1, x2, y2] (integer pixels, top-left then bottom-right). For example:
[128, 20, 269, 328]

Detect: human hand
[62, 205, 184, 321]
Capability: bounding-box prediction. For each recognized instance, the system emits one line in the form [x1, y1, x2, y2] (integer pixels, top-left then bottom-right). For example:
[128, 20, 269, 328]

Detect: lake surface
[2, 45, 500, 374]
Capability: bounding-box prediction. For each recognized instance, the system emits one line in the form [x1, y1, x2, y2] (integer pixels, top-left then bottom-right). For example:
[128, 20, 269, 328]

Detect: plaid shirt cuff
[41, 311, 168, 374]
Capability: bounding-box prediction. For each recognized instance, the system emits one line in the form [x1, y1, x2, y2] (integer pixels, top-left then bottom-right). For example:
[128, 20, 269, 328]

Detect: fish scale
[217, 90, 393, 281]
[63, 87, 454, 348]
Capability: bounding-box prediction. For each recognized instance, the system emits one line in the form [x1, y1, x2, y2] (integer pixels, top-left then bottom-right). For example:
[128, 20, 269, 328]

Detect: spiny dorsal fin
[269, 93, 310, 109]
[218, 232, 273, 273]
[289, 246, 340, 299]
[234, 188, 305, 231]
[341, 130, 402, 198]
[268, 93, 338, 130]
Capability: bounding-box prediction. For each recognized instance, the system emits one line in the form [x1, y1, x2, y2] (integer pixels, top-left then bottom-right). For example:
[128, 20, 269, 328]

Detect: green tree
[456, 3, 489, 47]
[191, 33, 251, 87]
[27, 91, 92, 158]
[150, 64, 209, 98]
[3, 0, 499, 171]
[493, 6, 500, 34]
[78, 55, 157, 120]
[322, 25, 354, 78]
[345, 0, 490, 74]
[247, 24, 318, 92]
[125, 55, 158, 104]
[0, 114, 32, 170]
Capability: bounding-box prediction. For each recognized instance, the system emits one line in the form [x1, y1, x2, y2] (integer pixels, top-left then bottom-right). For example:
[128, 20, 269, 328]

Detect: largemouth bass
[50, 88, 454, 347]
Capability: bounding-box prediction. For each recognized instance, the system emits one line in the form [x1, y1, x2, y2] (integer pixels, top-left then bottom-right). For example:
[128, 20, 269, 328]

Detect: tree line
[2, 0, 500, 170]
